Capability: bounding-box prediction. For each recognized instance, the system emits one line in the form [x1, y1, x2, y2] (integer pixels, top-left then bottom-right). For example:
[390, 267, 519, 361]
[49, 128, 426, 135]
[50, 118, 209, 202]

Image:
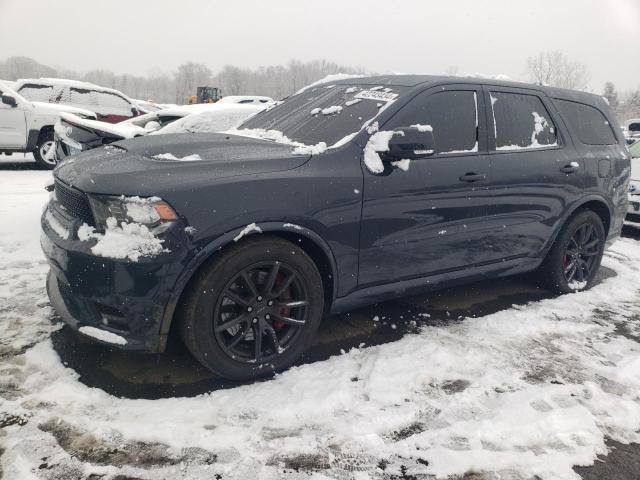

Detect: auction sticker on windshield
[355, 90, 398, 102]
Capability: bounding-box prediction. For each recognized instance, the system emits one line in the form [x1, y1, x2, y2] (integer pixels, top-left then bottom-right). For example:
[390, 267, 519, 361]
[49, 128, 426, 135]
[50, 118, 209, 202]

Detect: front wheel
[538, 210, 605, 294]
[178, 236, 324, 381]
[33, 130, 57, 169]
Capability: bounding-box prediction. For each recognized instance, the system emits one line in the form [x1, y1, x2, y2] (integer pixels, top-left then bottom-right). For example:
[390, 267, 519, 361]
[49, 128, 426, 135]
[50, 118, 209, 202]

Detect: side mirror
[1, 94, 17, 108]
[144, 120, 161, 132]
[385, 126, 435, 160]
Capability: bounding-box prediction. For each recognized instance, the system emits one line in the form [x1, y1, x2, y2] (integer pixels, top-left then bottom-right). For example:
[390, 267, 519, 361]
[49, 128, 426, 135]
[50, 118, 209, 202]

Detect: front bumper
[41, 200, 188, 352]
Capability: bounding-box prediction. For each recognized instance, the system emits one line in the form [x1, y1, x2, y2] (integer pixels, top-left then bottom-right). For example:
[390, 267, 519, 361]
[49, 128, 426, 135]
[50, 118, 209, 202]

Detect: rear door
[358, 84, 495, 287]
[481, 86, 583, 260]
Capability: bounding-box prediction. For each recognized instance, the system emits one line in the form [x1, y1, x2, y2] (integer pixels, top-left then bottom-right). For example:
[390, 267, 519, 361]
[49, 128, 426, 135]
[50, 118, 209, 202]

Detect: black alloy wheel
[539, 209, 605, 294]
[214, 261, 309, 364]
[563, 222, 603, 287]
[178, 236, 324, 381]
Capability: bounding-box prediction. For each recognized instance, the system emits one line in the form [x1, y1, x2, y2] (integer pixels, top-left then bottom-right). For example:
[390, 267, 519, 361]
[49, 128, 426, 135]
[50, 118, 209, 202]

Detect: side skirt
[330, 257, 542, 314]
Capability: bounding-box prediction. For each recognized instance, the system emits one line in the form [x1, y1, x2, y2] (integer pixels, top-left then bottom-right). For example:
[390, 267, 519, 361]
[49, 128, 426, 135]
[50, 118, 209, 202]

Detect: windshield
[237, 84, 406, 147]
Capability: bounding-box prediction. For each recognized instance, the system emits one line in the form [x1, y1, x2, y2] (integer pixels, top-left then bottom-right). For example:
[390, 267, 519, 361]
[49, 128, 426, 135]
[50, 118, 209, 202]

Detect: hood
[59, 112, 146, 141]
[33, 101, 97, 119]
[53, 132, 311, 196]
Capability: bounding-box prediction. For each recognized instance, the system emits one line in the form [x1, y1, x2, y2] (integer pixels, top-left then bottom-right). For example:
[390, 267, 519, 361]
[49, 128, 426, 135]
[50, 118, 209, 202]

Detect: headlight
[88, 194, 177, 231]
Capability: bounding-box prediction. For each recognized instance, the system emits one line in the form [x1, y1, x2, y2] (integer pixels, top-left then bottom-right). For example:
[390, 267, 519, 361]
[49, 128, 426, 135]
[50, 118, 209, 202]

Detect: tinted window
[387, 90, 478, 154]
[629, 122, 640, 133]
[240, 85, 407, 146]
[555, 99, 617, 145]
[490, 92, 557, 150]
[17, 84, 54, 102]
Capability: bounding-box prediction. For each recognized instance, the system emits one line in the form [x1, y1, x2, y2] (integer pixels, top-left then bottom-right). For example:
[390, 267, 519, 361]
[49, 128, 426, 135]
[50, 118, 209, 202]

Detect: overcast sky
[1, 0, 638, 91]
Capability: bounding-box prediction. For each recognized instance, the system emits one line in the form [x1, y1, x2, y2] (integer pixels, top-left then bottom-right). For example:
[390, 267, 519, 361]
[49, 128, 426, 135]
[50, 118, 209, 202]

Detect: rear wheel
[178, 236, 324, 381]
[33, 130, 56, 169]
[538, 210, 605, 293]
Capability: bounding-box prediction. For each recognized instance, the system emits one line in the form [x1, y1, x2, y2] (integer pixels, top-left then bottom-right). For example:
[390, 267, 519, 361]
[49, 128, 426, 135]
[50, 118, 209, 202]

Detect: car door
[0, 91, 27, 148]
[358, 84, 495, 287]
[481, 86, 583, 260]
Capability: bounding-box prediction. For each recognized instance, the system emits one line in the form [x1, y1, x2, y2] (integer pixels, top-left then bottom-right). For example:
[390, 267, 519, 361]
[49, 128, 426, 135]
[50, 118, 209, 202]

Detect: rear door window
[490, 92, 557, 151]
[555, 99, 617, 145]
[388, 90, 479, 154]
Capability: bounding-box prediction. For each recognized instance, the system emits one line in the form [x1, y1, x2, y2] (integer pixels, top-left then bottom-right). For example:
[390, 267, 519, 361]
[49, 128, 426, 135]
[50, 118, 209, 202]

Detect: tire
[33, 130, 57, 169]
[178, 235, 324, 381]
[538, 210, 606, 294]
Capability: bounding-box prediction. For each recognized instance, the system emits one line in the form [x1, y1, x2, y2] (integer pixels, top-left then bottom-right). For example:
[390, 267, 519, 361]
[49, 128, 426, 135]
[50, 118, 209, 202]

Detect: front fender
[157, 221, 339, 349]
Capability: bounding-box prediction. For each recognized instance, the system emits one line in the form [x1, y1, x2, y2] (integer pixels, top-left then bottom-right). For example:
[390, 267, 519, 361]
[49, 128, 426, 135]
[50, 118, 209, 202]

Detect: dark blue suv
[41, 75, 630, 380]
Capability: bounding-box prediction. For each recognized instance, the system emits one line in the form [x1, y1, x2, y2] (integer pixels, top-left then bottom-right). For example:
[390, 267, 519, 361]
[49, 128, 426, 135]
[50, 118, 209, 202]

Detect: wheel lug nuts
[267, 300, 273, 306]
[265, 314, 271, 320]
[247, 306, 253, 312]
[257, 296, 263, 301]
[253, 318, 258, 324]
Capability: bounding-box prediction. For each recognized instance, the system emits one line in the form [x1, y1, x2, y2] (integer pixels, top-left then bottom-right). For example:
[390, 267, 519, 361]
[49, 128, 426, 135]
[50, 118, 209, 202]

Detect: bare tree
[0, 56, 57, 80]
[526, 51, 590, 90]
[603, 82, 619, 111]
[174, 62, 213, 103]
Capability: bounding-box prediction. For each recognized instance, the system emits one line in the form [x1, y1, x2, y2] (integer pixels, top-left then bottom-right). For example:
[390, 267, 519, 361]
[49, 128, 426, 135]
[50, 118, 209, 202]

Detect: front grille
[54, 180, 94, 226]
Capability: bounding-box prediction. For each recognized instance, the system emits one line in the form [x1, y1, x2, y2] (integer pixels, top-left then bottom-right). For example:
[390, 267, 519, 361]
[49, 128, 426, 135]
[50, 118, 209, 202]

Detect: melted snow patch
[152, 153, 202, 161]
[234, 222, 262, 242]
[78, 326, 127, 346]
[283, 223, 303, 230]
[78, 218, 167, 262]
[363, 130, 404, 174]
[391, 159, 411, 171]
[410, 124, 433, 132]
[321, 105, 343, 116]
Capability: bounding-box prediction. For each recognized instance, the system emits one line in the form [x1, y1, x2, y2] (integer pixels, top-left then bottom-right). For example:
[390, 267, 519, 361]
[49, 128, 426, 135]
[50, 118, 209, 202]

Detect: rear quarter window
[555, 99, 617, 145]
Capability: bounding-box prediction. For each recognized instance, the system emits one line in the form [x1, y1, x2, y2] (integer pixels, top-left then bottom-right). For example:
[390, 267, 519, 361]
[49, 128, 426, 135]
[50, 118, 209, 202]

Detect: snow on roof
[15, 77, 135, 102]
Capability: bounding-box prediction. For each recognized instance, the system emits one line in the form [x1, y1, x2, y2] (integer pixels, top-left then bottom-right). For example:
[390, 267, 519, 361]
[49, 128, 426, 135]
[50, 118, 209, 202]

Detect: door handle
[560, 161, 580, 174]
[459, 172, 486, 183]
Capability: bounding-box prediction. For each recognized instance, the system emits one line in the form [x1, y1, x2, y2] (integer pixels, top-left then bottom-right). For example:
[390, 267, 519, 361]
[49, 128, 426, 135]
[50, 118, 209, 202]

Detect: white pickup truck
[0, 80, 96, 168]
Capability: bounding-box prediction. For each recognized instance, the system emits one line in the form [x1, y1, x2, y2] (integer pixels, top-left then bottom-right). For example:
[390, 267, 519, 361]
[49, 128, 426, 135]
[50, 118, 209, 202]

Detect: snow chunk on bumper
[79, 326, 127, 345]
[78, 217, 168, 262]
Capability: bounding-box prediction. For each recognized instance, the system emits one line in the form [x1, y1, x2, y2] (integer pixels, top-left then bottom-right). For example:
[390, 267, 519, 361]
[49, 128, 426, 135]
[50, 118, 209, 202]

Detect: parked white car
[14, 78, 140, 124]
[0, 80, 97, 168]
[217, 95, 274, 105]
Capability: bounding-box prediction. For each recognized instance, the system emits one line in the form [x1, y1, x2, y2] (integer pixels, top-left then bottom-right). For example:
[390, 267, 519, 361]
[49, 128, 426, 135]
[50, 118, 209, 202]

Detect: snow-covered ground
[1, 169, 640, 479]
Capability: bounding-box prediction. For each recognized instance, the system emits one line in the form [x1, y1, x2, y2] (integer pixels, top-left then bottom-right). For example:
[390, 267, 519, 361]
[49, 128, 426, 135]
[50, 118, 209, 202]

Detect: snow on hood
[32, 101, 97, 119]
[155, 105, 263, 135]
[59, 112, 146, 139]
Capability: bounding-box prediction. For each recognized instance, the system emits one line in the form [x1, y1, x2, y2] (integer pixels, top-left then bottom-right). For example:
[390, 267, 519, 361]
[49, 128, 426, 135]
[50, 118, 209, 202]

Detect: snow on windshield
[235, 84, 405, 152]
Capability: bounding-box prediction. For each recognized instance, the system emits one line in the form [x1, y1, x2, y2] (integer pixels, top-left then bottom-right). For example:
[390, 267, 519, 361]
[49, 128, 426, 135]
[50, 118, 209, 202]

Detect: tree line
[0, 56, 364, 104]
[0, 53, 638, 122]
